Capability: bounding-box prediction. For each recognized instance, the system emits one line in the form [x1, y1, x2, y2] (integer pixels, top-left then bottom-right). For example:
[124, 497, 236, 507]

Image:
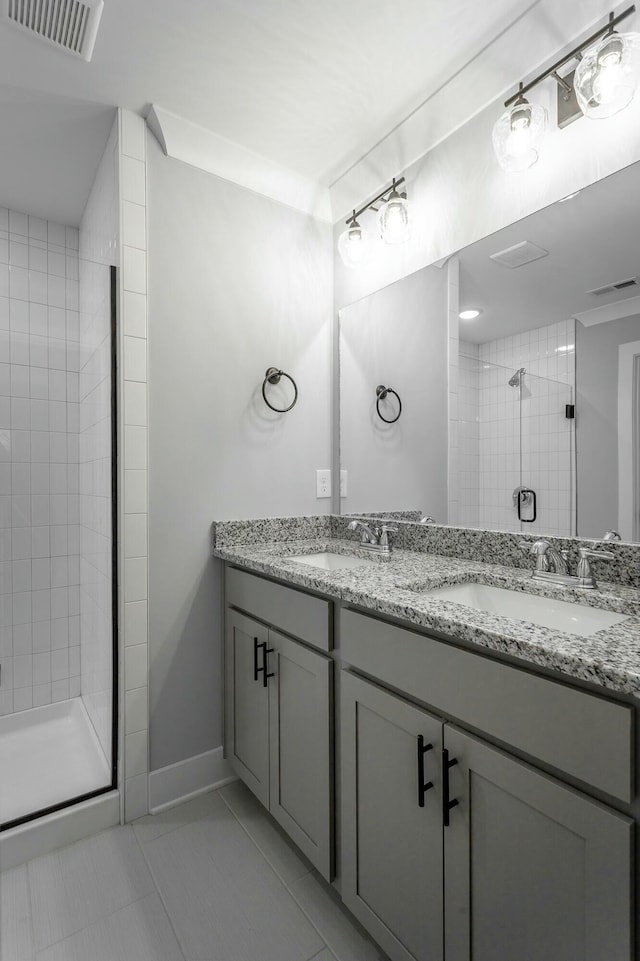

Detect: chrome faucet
[347, 520, 377, 544]
[518, 540, 614, 589]
[347, 519, 399, 554]
[575, 547, 615, 588]
[520, 539, 569, 576]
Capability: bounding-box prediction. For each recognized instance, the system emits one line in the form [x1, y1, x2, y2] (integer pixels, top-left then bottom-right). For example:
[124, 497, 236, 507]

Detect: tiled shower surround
[457, 319, 576, 536]
[0, 210, 82, 715]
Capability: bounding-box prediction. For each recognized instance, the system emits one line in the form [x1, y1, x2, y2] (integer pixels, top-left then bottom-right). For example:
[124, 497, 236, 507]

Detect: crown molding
[147, 105, 332, 223]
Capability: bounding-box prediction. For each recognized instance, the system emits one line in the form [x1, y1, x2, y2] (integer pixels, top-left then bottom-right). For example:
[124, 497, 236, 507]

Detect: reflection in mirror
[339, 265, 448, 519]
[339, 160, 640, 542]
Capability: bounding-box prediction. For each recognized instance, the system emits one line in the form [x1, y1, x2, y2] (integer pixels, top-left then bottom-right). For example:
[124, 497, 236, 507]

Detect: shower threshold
[0, 698, 111, 827]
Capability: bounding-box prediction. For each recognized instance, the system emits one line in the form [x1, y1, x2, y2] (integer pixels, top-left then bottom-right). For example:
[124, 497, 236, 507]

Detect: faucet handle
[579, 547, 616, 561]
[577, 548, 614, 585]
[380, 524, 398, 548]
[578, 548, 614, 561]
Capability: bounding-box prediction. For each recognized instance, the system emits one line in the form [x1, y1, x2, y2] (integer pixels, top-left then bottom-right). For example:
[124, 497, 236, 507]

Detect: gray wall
[576, 314, 640, 539]
[146, 133, 332, 770]
[339, 265, 448, 518]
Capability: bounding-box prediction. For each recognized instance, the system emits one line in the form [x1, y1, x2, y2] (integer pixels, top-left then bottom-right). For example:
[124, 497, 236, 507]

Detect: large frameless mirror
[339, 160, 640, 542]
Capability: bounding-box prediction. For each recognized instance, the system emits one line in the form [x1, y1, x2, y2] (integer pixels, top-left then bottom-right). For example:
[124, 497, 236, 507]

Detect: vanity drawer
[339, 607, 633, 803]
[226, 567, 331, 651]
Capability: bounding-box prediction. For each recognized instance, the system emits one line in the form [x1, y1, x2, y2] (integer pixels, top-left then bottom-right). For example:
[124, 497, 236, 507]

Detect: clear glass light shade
[574, 32, 640, 119]
[492, 100, 547, 172]
[338, 221, 371, 269]
[377, 192, 410, 244]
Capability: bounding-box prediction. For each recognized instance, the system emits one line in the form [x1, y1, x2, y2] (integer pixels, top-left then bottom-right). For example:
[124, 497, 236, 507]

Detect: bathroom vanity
[217, 519, 640, 961]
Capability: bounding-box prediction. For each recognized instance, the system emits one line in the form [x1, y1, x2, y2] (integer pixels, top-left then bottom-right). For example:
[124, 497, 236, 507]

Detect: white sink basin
[289, 551, 379, 571]
[420, 582, 628, 638]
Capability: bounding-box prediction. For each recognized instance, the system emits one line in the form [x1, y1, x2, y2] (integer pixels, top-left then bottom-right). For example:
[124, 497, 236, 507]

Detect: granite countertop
[214, 537, 640, 700]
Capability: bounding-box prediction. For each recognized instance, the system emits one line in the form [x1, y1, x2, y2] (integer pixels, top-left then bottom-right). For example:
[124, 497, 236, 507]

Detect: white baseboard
[148, 746, 236, 813]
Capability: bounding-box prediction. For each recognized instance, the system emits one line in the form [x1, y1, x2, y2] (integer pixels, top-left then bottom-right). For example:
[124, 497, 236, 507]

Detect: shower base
[0, 698, 111, 827]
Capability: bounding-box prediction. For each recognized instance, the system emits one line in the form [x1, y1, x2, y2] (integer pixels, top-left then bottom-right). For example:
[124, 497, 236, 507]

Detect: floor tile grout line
[29, 889, 155, 956]
[217, 786, 313, 890]
[285, 873, 386, 961]
[24, 825, 161, 956]
[130, 821, 189, 961]
[131, 789, 221, 847]
[140, 787, 329, 961]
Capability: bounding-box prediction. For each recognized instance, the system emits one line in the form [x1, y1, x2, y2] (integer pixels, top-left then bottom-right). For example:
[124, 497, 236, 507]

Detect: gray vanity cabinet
[225, 603, 333, 880]
[340, 671, 444, 961]
[341, 670, 633, 961]
[444, 725, 632, 961]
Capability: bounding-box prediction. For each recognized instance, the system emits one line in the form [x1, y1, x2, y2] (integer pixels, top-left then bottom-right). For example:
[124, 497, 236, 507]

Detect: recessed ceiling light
[459, 309, 482, 320]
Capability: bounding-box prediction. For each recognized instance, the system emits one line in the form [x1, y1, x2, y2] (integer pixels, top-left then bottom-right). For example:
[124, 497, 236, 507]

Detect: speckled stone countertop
[213, 536, 640, 700]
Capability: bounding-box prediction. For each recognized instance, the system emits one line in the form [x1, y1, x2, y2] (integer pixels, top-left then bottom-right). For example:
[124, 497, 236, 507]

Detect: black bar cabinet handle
[253, 637, 263, 682]
[262, 644, 275, 687]
[442, 748, 459, 827]
[417, 735, 434, 807]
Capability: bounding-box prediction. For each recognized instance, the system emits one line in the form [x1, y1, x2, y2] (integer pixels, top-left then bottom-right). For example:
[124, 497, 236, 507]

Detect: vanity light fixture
[338, 176, 409, 268]
[494, 5, 639, 171]
[377, 178, 410, 244]
[459, 308, 482, 320]
[492, 85, 547, 173]
[574, 28, 640, 118]
[338, 213, 372, 269]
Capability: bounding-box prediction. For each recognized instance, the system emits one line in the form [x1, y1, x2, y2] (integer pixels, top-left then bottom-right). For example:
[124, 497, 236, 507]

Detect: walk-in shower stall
[0, 215, 117, 830]
[457, 353, 575, 536]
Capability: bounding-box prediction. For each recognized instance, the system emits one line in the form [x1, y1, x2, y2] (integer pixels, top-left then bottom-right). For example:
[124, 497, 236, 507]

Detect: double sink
[288, 550, 629, 639]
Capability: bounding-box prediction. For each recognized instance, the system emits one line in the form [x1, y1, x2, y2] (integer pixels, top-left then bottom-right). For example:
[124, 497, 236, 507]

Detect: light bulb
[575, 32, 640, 119]
[377, 189, 410, 244]
[492, 98, 547, 172]
[338, 218, 371, 269]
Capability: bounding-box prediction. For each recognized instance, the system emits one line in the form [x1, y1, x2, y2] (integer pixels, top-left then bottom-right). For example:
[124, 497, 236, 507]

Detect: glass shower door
[519, 371, 574, 537]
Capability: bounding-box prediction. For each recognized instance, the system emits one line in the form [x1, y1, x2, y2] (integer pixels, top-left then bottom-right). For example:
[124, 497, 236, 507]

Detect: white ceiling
[0, 86, 114, 225]
[0, 0, 538, 186]
[458, 161, 640, 343]
[0, 0, 633, 225]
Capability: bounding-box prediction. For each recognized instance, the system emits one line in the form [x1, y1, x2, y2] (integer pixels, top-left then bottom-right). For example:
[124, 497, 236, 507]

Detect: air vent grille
[587, 277, 639, 296]
[1, 0, 103, 60]
[489, 240, 549, 269]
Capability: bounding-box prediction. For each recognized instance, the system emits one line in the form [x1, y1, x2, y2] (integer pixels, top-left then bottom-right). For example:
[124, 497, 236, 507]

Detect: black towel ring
[376, 385, 402, 424]
[262, 367, 298, 413]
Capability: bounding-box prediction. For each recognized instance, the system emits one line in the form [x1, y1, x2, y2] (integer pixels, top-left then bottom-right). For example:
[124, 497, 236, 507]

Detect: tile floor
[0, 780, 387, 961]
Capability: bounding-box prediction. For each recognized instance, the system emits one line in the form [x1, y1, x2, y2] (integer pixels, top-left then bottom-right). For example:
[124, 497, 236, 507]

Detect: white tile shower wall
[78, 119, 118, 767]
[0, 210, 80, 716]
[119, 110, 149, 822]
[478, 320, 576, 536]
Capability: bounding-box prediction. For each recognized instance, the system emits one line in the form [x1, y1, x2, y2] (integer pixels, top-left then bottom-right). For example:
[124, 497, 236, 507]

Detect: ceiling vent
[489, 240, 549, 269]
[586, 277, 640, 296]
[0, 0, 104, 61]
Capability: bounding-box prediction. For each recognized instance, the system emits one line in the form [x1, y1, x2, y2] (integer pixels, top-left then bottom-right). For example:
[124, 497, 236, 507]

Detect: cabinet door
[224, 610, 270, 807]
[443, 725, 633, 961]
[268, 630, 333, 881]
[341, 671, 444, 961]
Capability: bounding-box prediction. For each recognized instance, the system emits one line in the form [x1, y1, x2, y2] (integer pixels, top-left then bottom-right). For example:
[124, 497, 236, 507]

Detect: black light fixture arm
[504, 5, 635, 108]
[345, 176, 406, 226]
